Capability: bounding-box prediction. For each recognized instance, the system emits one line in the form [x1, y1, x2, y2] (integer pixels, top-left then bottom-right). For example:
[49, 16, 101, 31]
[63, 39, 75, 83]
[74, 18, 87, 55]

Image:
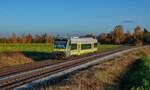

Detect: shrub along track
[120, 56, 150, 90]
[0, 47, 133, 90]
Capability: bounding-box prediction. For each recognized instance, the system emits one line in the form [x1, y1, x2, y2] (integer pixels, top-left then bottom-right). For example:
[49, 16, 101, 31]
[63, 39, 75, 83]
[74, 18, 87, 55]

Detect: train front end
[53, 38, 68, 59]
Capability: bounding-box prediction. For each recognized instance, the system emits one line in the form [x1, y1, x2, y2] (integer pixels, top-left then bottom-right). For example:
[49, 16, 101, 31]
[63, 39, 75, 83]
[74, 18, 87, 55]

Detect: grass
[121, 56, 150, 90]
[98, 44, 123, 51]
[0, 43, 53, 52]
[0, 52, 32, 68]
[0, 44, 122, 68]
[0, 43, 122, 53]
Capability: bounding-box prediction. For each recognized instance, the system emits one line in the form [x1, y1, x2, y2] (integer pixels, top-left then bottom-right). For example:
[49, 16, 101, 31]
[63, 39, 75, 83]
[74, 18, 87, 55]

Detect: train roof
[71, 37, 97, 44]
[54, 37, 97, 44]
[54, 37, 68, 41]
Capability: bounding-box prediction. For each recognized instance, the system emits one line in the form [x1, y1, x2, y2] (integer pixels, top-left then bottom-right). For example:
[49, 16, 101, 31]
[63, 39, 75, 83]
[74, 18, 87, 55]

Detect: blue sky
[0, 0, 150, 36]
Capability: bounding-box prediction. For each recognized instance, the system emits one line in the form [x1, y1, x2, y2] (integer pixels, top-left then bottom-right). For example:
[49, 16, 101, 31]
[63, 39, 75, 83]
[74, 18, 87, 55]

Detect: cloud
[121, 20, 135, 24]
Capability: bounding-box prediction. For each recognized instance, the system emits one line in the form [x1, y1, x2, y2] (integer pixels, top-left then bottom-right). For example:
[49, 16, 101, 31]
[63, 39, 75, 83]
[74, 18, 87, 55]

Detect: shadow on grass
[22, 51, 55, 61]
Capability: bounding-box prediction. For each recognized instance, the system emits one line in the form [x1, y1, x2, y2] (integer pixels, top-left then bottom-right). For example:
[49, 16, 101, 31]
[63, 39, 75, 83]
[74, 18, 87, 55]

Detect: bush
[121, 56, 150, 90]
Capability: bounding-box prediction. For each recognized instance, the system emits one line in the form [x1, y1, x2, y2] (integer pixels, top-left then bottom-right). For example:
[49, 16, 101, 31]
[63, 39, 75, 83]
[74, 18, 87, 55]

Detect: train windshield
[54, 40, 67, 49]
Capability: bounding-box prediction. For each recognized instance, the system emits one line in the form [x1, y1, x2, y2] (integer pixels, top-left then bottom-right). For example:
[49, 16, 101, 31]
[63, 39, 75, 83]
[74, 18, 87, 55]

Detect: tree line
[0, 25, 150, 45]
[0, 33, 53, 43]
[96, 25, 150, 45]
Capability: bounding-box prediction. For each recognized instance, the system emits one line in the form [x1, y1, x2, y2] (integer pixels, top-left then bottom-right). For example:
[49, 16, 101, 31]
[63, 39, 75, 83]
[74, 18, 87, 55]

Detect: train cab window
[81, 44, 91, 50]
[94, 43, 98, 48]
[71, 44, 77, 50]
[54, 40, 67, 49]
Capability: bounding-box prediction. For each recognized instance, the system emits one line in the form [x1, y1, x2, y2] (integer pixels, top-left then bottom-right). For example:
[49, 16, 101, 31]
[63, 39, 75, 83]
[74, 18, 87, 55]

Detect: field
[0, 44, 122, 68]
[121, 56, 150, 90]
[0, 43, 53, 52]
[98, 44, 122, 51]
[0, 43, 122, 53]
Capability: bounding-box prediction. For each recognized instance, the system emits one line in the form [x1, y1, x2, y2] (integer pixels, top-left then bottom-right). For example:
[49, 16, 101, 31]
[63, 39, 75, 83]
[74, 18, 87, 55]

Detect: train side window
[94, 43, 97, 48]
[71, 44, 77, 50]
[81, 44, 91, 50]
[69, 40, 71, 45]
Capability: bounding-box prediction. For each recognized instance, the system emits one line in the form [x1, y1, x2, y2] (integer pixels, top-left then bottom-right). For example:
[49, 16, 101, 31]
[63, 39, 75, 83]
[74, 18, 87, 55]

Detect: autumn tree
[0, 37, 8, 43]
[0, 36, 3, 43]
[48, 35, 53, 43]
[143, 28, 150, 44]
[20, 34, 27, 43]
[26, 34, 33, 43]
[97, 33, 107, 43]
[42, 33, 53, 43]
[112, 25, 125, 44]
[133, 26, 143, 39]
[34, 34, 42, 43]
[97, 33, 112, 44]
[84, 33, 95, 38]
[133, 26, 143, 45]
[10, 32, 17, 43]
[124, 31, 134, 44]
[17, 36, 22, 43]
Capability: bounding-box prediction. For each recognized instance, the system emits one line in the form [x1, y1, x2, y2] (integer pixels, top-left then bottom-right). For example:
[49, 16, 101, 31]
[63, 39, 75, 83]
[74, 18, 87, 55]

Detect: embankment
[0, 52, 32, 68]
[38, 46, 150, 90]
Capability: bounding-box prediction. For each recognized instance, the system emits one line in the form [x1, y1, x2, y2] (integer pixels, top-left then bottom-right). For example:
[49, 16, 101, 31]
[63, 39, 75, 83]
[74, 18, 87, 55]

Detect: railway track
[0, 47, 124, 78]
[0, 47, 132, 90]
[0, 52, 105, 78]
[0, 60, 64, 78]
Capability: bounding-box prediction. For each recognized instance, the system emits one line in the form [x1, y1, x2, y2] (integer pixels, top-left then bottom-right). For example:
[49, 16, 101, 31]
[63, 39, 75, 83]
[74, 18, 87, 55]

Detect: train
[53, 37, 98, 59]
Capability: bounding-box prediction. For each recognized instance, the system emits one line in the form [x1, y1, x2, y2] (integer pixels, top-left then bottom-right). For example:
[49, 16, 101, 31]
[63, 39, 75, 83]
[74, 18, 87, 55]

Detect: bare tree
[124, 31, 133, 44]
[97, 33, 111, 44]
[84, 33, 95, 38]
[143, 28, 150, 44]
[34, 34, 42, 43]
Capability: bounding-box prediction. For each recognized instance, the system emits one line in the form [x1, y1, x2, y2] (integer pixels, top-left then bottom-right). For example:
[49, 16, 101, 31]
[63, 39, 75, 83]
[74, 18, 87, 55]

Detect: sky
[0, 0, 150, 36]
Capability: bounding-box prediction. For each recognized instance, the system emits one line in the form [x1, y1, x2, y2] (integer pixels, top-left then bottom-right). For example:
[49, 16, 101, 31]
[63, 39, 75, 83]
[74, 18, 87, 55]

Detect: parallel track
[0, 53, 93, 78]
[0, 60, 63, 78]
[0, 47, 131, 90]
[0, 47, 124, 78]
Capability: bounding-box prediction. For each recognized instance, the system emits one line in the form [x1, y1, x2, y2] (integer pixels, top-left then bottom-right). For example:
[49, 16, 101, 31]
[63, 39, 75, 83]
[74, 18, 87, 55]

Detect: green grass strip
[121, 56, 150, 90]
[0, 44, 122, 53]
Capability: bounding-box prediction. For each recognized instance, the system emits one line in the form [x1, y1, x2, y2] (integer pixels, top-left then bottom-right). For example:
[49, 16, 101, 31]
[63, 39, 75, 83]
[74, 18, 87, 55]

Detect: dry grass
[39, 46, 150, 90]
[0, 52, 32, 68]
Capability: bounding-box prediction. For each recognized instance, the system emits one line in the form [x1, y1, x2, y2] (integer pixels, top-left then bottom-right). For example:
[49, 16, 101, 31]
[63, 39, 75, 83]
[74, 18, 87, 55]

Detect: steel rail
[0, 47, 129, 90]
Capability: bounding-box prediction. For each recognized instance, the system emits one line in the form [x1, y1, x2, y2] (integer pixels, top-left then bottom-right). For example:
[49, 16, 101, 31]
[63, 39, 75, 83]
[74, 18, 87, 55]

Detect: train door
[91, 43, 94, 52]
[77, 41, 81, 55]
[65, 40, 71, 57]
